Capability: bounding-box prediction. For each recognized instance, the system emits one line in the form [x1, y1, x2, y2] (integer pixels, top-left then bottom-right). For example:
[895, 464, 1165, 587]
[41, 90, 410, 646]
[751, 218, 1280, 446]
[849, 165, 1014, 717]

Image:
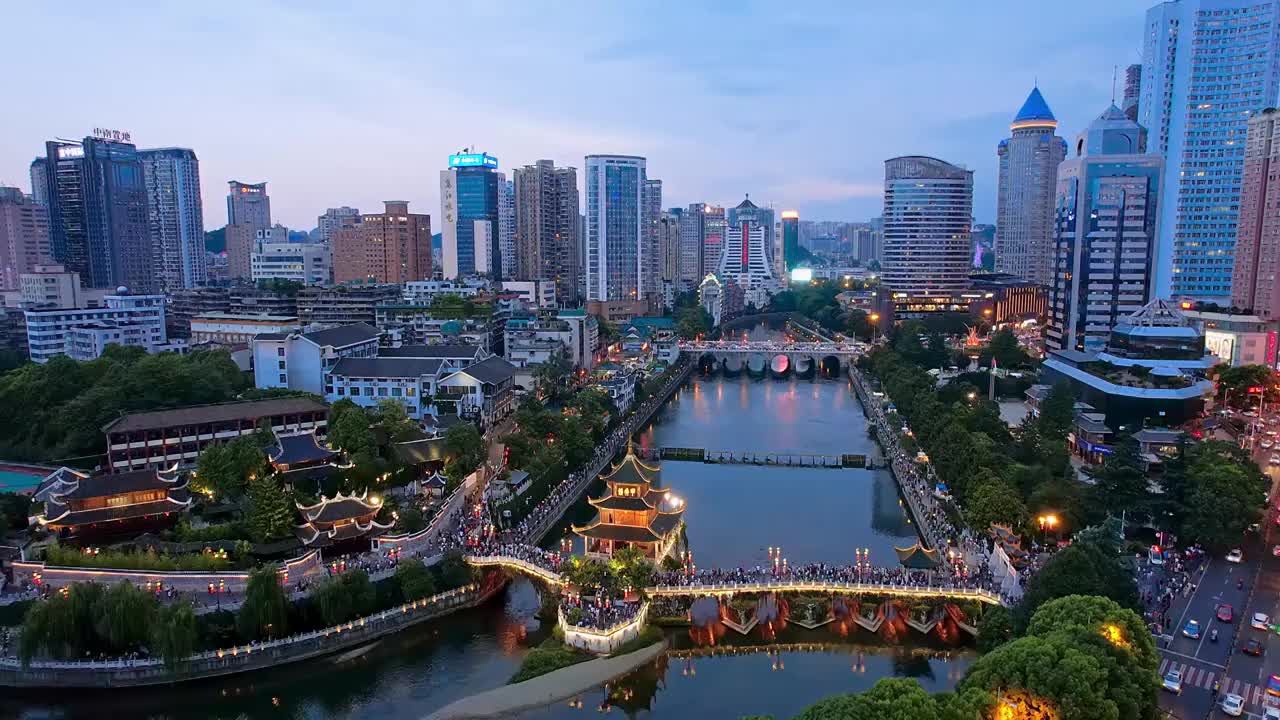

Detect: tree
[194, 435, 267, 501]
[1213, 363, 1277, 408]
[1036, 381, 1076, 442]
[0, 492, 32, 537]
[373, 399, 418, 442]
[247, 473, 294, 543]
[675, 306, 710, 340]
[95, 580, 157, 652]
[151, 602, 199, 667]
[981, 328, 1030, 369]
[976, 605, 1014, 653]
[439, 550, 473, 589]
[1181, 459, 1263, 548]
[1084, 436, 1150, 524]
[845, 309, 874, 341]
[443, 423, 486, 482]
[793, 677, 992, 720]
[965, 478, 1029, 532]
[534, 351, 574, 404]
[237, 565, 289, 640]
[1015, 544, 1139, 630]
[314, 569, 377, 625]
[396, 560, 436, 601]
[327, 400, 375, 456]
[965, 595, 1159, 720]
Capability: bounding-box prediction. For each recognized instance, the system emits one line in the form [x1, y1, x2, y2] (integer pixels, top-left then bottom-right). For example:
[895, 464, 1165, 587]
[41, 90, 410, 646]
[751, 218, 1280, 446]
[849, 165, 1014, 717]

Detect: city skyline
[2, 2, 1143, 231]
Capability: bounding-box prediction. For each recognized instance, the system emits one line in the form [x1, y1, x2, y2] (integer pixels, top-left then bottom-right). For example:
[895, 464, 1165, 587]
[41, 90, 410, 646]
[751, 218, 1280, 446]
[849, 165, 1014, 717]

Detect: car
[1219, 604, 1236, 623]
[1162, 668, 1183, 693]
[1268, 674, 1280, 697]
[1228, 548, 1245, 563]
[1264, 707, 1280, 720]
[1223, 693, 1246, 716]
[1256, 612, 1272, 630]
[1184, 619, 1203, 638]
[1271, 455, 1280, 465]
[1246, 639, 1265, 656]
[1265, 440, 1275, 449]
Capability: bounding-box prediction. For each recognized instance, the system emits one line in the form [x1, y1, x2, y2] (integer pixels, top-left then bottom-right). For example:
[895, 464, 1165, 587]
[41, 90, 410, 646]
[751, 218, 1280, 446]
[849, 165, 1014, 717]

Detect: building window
[279, 374, 286, 383]
[378, 387, 388, 396]
[392, 387, 402, 397]
[351, 387, 360, 396]
[337, 387, 345, 396]
[278, 360, 286, 370]
[277, 348, 285, 356]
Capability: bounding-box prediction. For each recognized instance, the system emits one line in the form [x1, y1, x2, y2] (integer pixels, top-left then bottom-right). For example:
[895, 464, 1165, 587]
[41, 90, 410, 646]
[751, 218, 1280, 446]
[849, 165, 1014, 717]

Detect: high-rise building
[332, 201, 431, 284]
[316, 206, 360, 243]
[781, 211, 800, 272]
[1231, 108, 1280, 318]
[658, 211, 681, 286]
[513, 160, 580, 304]
[0, 187, 51, 291]
[643, 179, 663, 302]
[584, 155, 647, 302]
[728, 196, 776, 276]
[252, 241, 332, 285]
[719, 211, 783, 308]
[1141, 0, 1280, 301]
[995, 87, 1067, 286]
[225, 181, 270, 281]
[701, 205, 726, 278]
[677, 205, 704, 291]
[36, 135, 155, 292]
[1123, 63, 1142, 122]
[138, 148, 206, 290]
[28, 158, 47, 206]
[498, 177, 516, 288]
[440, 151, 501, 279]
[881, 156, 973, 295]
[1046, 105, 1163, 352]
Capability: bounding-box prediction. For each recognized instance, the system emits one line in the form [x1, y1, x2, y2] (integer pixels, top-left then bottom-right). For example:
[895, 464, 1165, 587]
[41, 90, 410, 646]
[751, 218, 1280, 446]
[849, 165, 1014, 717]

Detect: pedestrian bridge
[464, 554, 1005, 606]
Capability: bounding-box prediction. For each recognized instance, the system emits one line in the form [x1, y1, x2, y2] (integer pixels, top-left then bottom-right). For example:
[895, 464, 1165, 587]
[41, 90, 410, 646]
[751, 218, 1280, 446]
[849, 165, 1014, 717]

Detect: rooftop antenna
[1111, 65, 1118, 105]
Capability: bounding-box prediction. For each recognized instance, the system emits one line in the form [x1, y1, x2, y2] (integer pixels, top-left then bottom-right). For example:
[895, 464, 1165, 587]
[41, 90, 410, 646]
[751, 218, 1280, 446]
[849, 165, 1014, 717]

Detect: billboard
[790, 268, 813, 283]
[448, 153, 499, 169]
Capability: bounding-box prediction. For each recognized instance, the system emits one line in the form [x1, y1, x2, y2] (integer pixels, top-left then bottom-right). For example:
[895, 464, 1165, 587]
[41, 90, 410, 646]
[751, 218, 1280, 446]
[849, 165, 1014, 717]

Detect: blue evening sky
[1, 1, 1147, 229]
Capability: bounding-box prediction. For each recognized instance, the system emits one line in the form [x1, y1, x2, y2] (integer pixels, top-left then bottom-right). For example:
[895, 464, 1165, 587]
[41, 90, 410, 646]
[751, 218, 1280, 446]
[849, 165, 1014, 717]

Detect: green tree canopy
[247, 473, 294, 543]
[313, 569, 377, 626]
[373, 398, 419, 442]
[237, 565, 289, 640]
[792, 677, 992, 720]
[965, 478, 1029, 532]
[1084, 436, 1150, 524]
[396, 560, 436, 601]
[327, 399, 376, 456]
[1015, 544, 1139, 630]
[443, 423, 486, 482]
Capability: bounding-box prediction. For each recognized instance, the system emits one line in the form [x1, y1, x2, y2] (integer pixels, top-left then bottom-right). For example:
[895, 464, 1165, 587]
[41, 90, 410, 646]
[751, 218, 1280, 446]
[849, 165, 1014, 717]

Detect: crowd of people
[654, 560, 999, 595]
[560, 593, 642, 631]
[1139, 544, 1204, 636]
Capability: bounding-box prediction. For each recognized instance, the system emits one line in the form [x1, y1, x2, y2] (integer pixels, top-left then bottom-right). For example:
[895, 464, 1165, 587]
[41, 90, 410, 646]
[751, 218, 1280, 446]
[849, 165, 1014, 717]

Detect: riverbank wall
[10, 548, 325, 595]
[0, 580, 503, 688]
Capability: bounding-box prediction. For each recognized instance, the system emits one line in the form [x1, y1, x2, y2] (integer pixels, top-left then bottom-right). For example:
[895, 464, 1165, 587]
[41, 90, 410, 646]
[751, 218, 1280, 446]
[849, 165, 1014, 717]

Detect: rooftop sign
[449, 153, 498, 169]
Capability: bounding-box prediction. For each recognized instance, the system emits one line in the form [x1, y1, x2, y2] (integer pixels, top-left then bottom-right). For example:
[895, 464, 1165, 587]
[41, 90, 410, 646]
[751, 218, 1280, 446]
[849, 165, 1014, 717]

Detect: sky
[2, 1, 1149, 231]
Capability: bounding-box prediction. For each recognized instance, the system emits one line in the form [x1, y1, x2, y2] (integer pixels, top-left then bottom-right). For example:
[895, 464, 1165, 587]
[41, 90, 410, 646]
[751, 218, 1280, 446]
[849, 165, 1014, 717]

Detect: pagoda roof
[297, 489, 382, 523]
[269, 429, 338, 466]
[43, 487, 192, 528]
[588, 485, 667, 511]
[43, 466, 183, 501]
[572, 520, 663, 543]
[650, 510, 684, 538]
[894, 543, 941, 569]
[294, 516, 393, 546]
[600, 447, 660, 486]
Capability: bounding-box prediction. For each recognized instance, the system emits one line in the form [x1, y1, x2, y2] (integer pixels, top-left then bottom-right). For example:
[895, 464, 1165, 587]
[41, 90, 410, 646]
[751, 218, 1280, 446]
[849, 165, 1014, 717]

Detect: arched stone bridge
[464, 554, 1005, 606]
[677, 340, 866, 376]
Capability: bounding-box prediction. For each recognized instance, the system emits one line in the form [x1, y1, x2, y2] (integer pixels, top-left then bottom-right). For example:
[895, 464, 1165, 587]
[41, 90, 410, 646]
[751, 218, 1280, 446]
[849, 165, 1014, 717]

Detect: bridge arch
[698, 353, 719, 375]
[769, 354, 790, 378]
[820, 355, 842, 377]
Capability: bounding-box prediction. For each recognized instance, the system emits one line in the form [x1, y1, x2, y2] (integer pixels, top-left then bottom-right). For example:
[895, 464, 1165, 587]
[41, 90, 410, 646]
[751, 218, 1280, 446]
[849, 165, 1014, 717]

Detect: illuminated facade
[1046, 105, 1162, 353]
[441, 152, 501, 279]
[573, 446, 683, 560]
[1141, 0, 1280, 301]
[881, 156, 973, 295]
[585, 155, 647, 302]
[225, 181, 270, 281]
[995, 87, 1066, 286]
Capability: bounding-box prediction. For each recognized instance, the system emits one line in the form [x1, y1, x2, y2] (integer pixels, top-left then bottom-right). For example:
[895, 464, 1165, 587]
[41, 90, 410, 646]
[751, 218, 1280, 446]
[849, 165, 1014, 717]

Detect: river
[7, 322, 976, 720]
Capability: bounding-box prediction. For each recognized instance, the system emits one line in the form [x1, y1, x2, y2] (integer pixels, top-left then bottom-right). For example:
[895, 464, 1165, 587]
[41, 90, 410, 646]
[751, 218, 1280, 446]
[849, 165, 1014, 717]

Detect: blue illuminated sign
[449, 153, 499, 169]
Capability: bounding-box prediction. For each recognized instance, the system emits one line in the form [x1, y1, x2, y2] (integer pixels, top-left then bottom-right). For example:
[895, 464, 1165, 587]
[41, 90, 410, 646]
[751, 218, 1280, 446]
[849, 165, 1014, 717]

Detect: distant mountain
[432, 232, 442, 250]
[205, 226, 226, 253]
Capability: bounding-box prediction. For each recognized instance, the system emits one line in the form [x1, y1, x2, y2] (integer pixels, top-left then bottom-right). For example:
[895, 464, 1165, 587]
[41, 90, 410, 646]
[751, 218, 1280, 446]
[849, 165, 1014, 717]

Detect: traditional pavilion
[268, 428, 349, 491]
[294, 489, 393, 549]
[34, 465, 192, 537]
[572, 445, 684, 560]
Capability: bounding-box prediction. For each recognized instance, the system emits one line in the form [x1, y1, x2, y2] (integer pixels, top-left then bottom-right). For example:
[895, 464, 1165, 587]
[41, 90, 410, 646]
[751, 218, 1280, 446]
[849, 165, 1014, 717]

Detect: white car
[1256, 612, 1272, 630]
[1263, 706, 1280, 720]
[1264, 440, 1275, 450]
[1227, 548, 1245, 563]
[1270, 455, 1280, 465]
[1162, 668, 1183, 693]
[1222, 693, 1246, 716]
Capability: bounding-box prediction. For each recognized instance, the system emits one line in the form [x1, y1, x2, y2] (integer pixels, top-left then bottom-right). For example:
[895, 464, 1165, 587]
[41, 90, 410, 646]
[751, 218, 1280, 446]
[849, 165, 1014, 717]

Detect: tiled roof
[270, 430, 337, 465]
[297, 490, 381, 523]
[454, 356, 516, 385]
[44, 490, 191, 528]
[379, 344, 485, 360]
[330, 356, 443, 378]
[103, 398, 329, 434]
[299, 323, 381, 348]
[573, 521, 661, 543]
[52, 467, 182, 500]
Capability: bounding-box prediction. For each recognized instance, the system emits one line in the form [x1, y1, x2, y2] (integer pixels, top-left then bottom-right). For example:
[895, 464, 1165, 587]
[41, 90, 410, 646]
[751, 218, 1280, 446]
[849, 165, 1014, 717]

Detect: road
[1158, 452, 1280, 719]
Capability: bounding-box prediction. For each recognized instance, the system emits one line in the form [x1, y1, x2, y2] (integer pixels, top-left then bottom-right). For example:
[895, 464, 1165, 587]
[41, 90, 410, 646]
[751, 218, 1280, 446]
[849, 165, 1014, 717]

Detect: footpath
[424, 640, 667, 720]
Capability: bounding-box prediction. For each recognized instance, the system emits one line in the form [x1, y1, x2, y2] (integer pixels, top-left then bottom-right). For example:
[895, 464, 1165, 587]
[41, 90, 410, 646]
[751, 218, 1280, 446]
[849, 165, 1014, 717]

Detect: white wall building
[881, 156, 973, 295]
[251, 241, 332, 285]
[718, 222, 782, 309]
[138, 148, 207, 290]
[190, 313, 300, 346]
[252, 323, 381, 394]
[585, 155, 648, 302]
[402, 280, 487, 304]
[25, 292, 167, 362]
[501, 280, 556, 309]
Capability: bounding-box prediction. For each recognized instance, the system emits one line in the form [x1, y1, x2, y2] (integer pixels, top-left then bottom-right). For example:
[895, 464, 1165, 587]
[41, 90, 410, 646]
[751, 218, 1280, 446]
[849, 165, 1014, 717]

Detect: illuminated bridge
[464, 554, 1005, 606]
[677, 340, 866, 376]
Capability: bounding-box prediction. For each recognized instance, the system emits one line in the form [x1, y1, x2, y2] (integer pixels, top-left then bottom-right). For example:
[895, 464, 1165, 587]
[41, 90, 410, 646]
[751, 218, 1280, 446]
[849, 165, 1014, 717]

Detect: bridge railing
[645, 580, 1003, 605]
[464, 555, 562, 584]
